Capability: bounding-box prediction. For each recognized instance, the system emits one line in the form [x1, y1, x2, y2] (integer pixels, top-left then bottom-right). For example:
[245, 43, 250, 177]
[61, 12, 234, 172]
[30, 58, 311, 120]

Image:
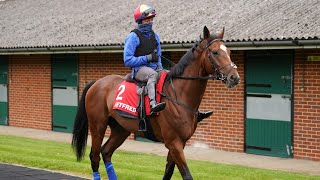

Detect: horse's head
[200, 26, 240, 88]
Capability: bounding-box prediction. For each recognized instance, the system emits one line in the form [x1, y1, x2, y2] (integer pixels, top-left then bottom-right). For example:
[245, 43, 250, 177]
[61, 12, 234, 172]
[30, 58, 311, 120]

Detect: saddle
[125, 74, 149, 131]
[112, 72, 167, 132]
[124, 73, 147, 87]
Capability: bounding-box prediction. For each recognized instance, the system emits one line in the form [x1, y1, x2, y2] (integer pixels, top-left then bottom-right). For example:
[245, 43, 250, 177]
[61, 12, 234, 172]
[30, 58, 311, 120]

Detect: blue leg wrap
[93, 171, 100, 180]
[105, 162, 117, 180]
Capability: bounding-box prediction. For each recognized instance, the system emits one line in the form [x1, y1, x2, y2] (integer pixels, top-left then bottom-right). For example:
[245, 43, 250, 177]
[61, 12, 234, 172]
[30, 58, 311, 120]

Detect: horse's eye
[212, 51, 219, 56]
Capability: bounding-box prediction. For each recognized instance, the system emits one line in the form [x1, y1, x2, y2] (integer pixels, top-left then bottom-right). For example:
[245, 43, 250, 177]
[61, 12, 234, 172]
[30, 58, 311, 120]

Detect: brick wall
[78, 53, 133, 138]
[294, 49, 320, 161]
[8, 55, 51, 130]
[78, 53, 130, 90]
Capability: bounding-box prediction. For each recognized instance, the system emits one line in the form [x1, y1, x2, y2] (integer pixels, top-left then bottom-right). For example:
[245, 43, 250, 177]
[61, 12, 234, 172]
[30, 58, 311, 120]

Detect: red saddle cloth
[112, 72, 167, 117]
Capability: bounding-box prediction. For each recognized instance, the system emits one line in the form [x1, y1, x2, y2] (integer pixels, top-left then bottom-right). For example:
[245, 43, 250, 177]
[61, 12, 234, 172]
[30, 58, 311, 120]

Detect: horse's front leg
[162, 152, 176, 180]
[167, 142, 193, 180]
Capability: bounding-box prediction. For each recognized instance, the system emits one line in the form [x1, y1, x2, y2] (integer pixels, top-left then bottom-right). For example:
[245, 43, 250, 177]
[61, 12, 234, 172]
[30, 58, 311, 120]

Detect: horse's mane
[165, 34, 220, 81]
[166, 48, 196, 81]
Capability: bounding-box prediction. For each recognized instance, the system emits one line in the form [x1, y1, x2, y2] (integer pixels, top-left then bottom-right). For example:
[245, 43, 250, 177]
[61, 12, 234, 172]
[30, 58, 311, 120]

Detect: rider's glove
[146, 52, 158, 63]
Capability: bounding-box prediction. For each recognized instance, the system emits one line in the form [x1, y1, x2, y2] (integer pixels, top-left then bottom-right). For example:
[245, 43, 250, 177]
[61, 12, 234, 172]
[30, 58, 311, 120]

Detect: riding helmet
[134, 4, 156, 24]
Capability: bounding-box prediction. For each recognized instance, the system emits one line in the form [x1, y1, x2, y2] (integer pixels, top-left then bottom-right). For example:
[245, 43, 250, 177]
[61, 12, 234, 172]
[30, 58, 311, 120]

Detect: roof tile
[0, 0, 319, 48]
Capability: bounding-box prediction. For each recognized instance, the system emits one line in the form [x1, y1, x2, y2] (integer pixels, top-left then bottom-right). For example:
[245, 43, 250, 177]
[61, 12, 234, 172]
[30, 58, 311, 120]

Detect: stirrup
[138, 119, 147, 132]
[150, 102, 166, 114]
[197, 111, 213, 122]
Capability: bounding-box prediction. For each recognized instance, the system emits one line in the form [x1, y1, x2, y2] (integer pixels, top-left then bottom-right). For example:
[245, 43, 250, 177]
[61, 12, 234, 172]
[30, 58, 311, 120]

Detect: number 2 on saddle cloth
[112, 72, 167, 119]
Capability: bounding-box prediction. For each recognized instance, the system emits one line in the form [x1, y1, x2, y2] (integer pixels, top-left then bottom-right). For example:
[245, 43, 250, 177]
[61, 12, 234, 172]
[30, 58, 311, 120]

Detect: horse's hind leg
[101, 117, 130, 180]
[88, 116, 108, 180]
[162, 152, 176, 180]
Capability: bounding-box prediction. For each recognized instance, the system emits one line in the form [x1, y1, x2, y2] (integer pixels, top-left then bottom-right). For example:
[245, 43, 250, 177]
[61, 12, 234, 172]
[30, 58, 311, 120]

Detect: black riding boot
[150, 100, 166, 113]
[147, 82, 166, 113]
[197, 111, 213, 122]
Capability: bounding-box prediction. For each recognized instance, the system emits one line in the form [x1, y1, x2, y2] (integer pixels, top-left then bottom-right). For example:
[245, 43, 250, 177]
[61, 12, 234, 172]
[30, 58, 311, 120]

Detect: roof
[0, 0, 319, 49]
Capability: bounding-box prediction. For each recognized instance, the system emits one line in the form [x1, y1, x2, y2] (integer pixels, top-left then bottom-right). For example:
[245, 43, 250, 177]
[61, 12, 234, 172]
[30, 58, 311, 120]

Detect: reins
[160, 49, 219, 81]
[159, 91, 199, 115]
[158, 77, 200, 115]
[159, 37, 236, 115]
[170, 75, 217, 80]
[160, 55, 176, 67]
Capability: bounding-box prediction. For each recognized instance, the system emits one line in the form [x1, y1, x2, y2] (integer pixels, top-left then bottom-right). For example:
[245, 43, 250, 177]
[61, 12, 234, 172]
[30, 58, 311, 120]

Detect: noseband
[205, 39, 237, 82]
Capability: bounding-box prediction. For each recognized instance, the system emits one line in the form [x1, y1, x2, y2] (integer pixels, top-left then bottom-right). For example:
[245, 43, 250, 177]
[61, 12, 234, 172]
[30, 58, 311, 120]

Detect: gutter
[162, 40, 320, 51]
[0, 45, 124, 55]
[227, 40, 320, 50]
[0, 40, 319, 55]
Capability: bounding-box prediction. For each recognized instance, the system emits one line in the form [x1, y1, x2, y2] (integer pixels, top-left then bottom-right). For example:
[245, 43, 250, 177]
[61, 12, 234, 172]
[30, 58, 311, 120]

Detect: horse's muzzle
[226, 73, 240, 88]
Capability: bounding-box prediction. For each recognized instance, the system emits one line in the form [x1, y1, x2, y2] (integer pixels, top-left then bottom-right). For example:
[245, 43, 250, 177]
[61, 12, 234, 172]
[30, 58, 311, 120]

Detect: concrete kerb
[0, 125, 320, 176]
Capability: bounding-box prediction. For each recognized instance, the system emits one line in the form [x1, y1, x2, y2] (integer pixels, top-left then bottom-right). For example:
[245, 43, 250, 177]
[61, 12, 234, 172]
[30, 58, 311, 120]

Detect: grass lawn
[0, 135, 319, 180]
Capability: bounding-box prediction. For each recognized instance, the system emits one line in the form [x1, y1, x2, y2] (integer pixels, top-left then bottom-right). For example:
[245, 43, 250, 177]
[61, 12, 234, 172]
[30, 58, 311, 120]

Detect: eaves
[0, 40, 319, 55]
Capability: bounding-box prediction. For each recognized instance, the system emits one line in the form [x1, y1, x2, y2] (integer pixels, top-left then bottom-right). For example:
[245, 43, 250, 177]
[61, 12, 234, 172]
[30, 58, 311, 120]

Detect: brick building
[0, 0, 319, 161]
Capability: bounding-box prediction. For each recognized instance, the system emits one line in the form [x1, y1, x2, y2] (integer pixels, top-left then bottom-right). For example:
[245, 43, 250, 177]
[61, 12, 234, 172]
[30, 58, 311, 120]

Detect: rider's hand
[146, 52, 158, 63]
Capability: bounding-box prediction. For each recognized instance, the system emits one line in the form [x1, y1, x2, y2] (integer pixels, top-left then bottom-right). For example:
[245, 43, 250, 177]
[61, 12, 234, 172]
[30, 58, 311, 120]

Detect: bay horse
[72, 26, 240, 180]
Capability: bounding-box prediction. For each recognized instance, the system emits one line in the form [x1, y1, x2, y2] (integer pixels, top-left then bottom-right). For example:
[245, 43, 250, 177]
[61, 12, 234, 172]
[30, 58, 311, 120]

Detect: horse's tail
[72, 80, 96, 161]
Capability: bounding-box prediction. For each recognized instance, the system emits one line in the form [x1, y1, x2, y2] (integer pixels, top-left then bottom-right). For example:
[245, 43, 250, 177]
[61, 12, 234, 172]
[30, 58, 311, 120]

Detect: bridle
[159, 38, 238, 115]
[205, 38, 237, 82]
[171, 38, 237, 81]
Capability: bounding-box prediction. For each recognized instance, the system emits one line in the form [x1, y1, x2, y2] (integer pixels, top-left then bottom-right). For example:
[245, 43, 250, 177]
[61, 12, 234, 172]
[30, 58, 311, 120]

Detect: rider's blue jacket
[123, 29, 163, 76]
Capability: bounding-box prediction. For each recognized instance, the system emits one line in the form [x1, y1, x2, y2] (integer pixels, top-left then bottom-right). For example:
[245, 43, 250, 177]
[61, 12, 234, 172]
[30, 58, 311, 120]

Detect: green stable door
[52, 55, 78, 133]
[0, 56, 8, 125]
[245, 53, 293, 158]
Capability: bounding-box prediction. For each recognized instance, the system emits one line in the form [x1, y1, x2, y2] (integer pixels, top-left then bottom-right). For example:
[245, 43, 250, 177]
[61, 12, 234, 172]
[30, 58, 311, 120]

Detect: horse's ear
[203, 26, 210, 39]
[218, 27, 225, 39]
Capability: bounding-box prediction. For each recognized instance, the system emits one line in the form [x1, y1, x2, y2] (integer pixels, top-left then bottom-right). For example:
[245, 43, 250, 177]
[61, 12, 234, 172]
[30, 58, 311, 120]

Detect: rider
[124, 4, 213, 120]
[123, 4, 166, 113]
